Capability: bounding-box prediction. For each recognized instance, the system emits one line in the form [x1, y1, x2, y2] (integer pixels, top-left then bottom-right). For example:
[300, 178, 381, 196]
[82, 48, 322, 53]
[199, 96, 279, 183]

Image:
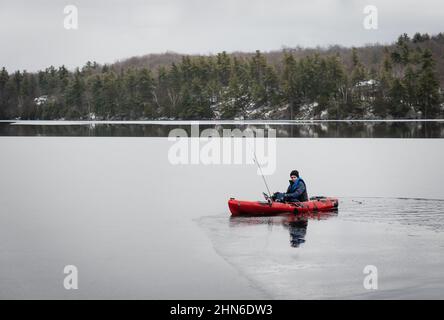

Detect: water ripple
[339, 197, 444, 232]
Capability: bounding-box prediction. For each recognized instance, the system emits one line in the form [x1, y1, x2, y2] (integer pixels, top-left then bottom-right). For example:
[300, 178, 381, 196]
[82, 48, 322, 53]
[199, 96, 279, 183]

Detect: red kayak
[228, 197, 339, 216]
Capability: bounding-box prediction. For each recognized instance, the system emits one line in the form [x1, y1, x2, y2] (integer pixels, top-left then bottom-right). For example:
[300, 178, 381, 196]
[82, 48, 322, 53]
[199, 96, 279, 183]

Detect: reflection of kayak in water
[229, 210, 338, 248]
[228, 196, 339, 216]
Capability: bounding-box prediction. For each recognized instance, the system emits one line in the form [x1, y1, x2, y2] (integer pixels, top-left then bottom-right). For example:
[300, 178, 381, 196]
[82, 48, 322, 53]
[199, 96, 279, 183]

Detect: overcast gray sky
[1, 0, 443, 71]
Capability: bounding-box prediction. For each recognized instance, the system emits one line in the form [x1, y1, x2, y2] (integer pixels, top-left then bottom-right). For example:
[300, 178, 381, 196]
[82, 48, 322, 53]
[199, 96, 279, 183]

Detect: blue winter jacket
[284, 178, 308, 202]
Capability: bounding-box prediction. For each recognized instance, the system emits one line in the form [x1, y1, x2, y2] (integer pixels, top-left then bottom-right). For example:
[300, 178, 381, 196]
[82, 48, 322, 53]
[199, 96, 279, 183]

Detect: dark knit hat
[290, 170, 299, 177]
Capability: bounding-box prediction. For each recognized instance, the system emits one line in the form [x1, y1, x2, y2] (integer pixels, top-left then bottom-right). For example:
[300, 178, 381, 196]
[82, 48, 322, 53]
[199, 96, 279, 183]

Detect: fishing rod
[252, 151, 272, 199]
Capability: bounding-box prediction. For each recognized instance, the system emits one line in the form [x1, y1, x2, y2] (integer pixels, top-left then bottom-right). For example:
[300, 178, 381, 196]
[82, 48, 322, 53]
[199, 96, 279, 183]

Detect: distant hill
[110, 35, 444, 88]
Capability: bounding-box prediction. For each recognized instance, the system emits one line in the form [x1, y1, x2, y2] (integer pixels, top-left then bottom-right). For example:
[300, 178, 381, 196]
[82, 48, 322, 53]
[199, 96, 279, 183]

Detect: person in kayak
[273, 170, 308, 202]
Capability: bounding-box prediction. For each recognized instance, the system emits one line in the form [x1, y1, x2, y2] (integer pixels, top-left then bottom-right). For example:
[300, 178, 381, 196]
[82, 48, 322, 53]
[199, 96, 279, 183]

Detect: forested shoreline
[1, 32, 444, 120]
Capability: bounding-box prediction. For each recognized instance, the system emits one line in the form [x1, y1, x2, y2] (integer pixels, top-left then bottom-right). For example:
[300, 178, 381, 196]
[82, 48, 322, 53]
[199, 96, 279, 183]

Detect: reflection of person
[286, 218, 308, 248]
[273, 170, 308, 202]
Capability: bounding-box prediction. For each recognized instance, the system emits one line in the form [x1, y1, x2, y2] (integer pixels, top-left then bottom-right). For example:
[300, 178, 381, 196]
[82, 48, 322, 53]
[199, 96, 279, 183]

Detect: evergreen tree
[282, 53, 300, 119]
[0, 67, 9, 118]
[403, 65, 418, 109]
[65, 70, 84, 118]
[122, 68, 139, 118]
[153, 66, 174, 118]
[91, 75, 105, 116]
[216, 51, 231, 86]
[249, 50, 269, 106]
[220, 57, 250, 119]
[374, 52, 393, 117]
[351, 47, 360, 68]
[102, 71, 119, 117]
[325, 55, 347, 118]
[138, 68, 156, 118]
[417, 49, 440, 118]
[20, 71, 38, 118]
[58, 65, 69, 91]
[389, 78, 409, 117]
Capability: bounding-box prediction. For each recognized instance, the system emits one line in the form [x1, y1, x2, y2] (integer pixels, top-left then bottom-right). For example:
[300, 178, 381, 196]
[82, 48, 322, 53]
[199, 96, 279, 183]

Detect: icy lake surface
[0, 127, 444, 299]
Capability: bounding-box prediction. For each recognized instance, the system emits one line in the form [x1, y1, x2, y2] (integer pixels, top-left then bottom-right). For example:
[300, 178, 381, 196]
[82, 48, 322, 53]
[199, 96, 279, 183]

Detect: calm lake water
[0, 121, 443, 299]
[1, 120, 444, 138]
